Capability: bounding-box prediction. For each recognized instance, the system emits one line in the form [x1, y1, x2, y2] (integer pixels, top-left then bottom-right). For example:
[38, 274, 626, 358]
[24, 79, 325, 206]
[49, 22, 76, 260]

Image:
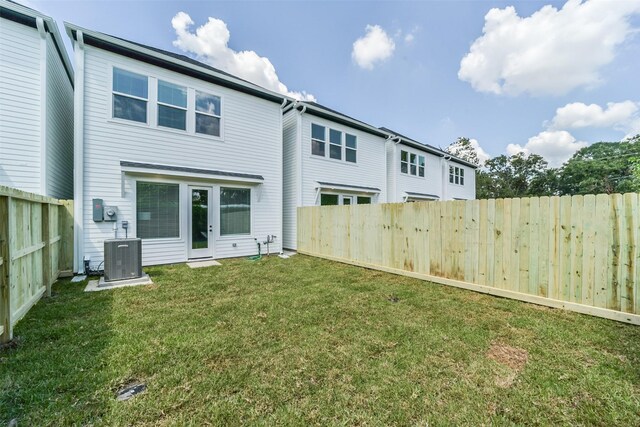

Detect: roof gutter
[296, 102, 388, 139]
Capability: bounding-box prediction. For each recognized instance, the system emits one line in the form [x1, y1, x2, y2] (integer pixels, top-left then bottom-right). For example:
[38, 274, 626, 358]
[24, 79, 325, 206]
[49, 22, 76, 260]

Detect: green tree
[558, 136, 640, 195]
[446, 137, 482, 166]
[477, 152, 558, 199]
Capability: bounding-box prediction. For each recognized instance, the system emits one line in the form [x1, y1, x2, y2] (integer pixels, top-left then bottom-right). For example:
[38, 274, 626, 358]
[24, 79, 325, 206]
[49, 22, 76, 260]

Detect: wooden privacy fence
[298, 193, 640, 325]
[0, 186, 74, 343]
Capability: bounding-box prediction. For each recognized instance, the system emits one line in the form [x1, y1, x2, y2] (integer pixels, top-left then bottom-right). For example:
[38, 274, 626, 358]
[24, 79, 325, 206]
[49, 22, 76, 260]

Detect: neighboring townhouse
[65, 23, 291, 273]
[0, 0, 74, 198]
[382, 128, 477, 202]
[282, 101, 389, 250]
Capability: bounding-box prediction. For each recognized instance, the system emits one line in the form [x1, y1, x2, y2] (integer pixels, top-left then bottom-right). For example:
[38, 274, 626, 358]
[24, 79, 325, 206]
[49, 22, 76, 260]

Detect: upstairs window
[195, 91, 221, 137]
[113, 68, 148, 123]
[157, 80, 187, 130]
[401, 150, 424, 177]
[346, 134, 357, 163]
[311, 124, 326, 156]
[329, 129, 342, 160]
[400, 150, 408, 173]
[449, 166, 465, 185]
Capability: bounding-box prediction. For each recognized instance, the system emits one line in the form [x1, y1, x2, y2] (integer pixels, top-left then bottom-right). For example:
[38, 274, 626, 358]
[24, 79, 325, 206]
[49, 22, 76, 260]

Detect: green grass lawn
[1, 255, 639, 425]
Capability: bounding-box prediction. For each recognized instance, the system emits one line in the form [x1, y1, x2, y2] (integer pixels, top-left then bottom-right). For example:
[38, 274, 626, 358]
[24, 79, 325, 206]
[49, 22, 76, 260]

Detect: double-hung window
[311, 124, 326, 156]
[329, 129, 342, 160]
[220, 188, 251, 235]
[400, 150, 409, 173]
[195, 91, 221, 137]
[157, 80, 187, 130]
[410, 153, 417, 175]
[113, 68, 148, 123]
[346, 134, 357, 163]
[449, 166, 465, 185]
[418, 155, 425, 177]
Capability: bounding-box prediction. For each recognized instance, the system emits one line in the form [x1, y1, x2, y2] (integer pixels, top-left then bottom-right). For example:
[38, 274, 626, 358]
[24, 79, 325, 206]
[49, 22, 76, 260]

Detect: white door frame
[188, 185, 214, 259]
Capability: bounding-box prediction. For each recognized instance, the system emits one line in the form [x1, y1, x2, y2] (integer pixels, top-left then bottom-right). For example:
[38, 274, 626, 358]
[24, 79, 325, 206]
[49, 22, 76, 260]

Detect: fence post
[42, 203, 51, 297]
[0, 196, 12, 343]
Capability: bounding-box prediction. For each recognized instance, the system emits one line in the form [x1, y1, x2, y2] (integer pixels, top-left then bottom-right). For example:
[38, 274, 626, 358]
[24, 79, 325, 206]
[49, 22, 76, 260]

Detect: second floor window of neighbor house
[400, 150, 425, 177]
[449, 166, 465, 185]
[113, 68, 148, 123]
[312, 123, 357, 163]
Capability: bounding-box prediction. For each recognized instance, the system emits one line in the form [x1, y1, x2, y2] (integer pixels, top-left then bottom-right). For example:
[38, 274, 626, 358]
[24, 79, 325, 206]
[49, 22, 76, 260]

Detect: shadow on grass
[0, 278, 115, 424]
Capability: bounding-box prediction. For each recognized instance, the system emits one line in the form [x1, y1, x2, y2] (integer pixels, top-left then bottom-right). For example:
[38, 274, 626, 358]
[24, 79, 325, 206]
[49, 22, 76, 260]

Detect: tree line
[447, 135, 640, 199]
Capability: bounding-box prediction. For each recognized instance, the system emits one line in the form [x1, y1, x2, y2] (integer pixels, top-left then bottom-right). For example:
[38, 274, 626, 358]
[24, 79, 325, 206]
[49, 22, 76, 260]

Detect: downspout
[297, 103, 306, 207]
[278, 98, 288, 254]
[73, 31, 85, 273]
[36, 18, 48, 196]
[442, 154, 451, 201]
[385, 135, 401, 202]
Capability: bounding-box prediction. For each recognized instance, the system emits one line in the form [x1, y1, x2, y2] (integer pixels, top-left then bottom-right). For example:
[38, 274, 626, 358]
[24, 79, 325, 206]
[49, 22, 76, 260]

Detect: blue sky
[26, 0, 640, 166]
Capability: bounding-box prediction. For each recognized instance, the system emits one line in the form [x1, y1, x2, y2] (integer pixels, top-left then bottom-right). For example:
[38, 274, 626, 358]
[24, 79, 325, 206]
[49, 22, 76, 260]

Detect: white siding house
[66, 23, 290, 272]
[0, 0, 74, 198]
[282, 102, 389, 249]
[382, 128, 477, 202]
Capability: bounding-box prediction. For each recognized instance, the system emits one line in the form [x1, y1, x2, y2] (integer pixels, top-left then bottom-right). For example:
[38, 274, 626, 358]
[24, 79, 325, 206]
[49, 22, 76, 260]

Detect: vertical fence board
[581, 195, 596, 307]
[570, 196, 584, 303]
[594, 194, 610, 308]
[297, 193, 640, 324]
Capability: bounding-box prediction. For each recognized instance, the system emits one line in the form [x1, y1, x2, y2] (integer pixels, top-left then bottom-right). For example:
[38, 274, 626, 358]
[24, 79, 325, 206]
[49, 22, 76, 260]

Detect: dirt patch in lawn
[487, 341, 529, 388]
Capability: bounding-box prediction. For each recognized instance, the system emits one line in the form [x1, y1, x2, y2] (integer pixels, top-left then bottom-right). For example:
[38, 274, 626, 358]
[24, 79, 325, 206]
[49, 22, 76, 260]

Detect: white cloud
[172, 12, 315, 101]
[404, 33, 415, 43]
[352, 25, 396, 70]
[506, 130, 588, 167]
[458, 0, 640, 96]
[548, 101, 640, 138]
[468, 139, 491, 164]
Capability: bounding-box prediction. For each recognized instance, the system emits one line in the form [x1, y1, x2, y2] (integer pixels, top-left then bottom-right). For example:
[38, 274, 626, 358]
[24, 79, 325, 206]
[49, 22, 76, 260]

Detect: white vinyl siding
[80, 46, 282, 267]
[0, 19, 42, 194]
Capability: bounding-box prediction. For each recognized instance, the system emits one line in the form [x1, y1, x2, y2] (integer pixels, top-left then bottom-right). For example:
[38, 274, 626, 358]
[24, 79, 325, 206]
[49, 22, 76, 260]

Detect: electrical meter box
[103, 206, 118, 222]
[93, 198, 104, 222]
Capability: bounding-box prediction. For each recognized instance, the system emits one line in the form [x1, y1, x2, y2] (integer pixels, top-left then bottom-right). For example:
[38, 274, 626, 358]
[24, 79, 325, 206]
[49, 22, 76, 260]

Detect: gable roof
[0, 0, 74, 85]
[64, 22, 291, 105]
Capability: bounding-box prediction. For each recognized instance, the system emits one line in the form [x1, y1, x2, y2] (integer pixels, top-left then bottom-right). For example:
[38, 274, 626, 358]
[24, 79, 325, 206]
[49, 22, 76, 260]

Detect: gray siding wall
[45, 35, 73, 199]
[282, 109, 299, 249]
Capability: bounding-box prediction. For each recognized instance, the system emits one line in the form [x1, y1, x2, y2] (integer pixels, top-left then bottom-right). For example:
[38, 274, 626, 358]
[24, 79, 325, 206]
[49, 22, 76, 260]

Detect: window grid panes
[418, 155, 425, 177]
[136, 182, 180, 239]
[346, 134, 357, 163]
[311, 124, 326, 156]
[449, 166, 465, 185]
[220, 188, 251, 236]
[400, 150, 408, 174]
[113, 68, 148, 123]
[329, 129, 342, 160]
[410, 154, 417, 176]
[195, 91, 221, 137]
